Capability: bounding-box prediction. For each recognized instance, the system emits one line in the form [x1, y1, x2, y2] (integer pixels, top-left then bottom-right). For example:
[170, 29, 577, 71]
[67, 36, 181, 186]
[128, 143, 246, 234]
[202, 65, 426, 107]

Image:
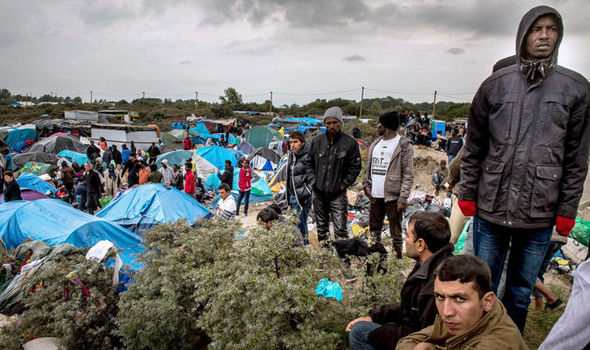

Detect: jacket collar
[408, 243, 454, 281]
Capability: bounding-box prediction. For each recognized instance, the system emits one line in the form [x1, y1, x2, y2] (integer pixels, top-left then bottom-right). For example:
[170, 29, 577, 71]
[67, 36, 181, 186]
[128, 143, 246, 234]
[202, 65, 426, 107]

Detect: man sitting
[347, 212, 454, 350]
[396, 255, 526, 350]
[216, 183, 236, 219]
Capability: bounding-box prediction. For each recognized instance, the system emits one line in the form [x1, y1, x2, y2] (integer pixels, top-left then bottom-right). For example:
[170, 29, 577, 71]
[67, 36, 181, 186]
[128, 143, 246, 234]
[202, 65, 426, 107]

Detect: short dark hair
[225, 160, 232, 166]
[218, 183, 230, 192]
[4, 170, 14, 178]
[289, 131, 305, 143]
[435, 255, 492, 298]
[408, 212, 450, 253]
[149, 163, 157, 172]
[185, 162, 192, 170]
[257, 207, 279, 224]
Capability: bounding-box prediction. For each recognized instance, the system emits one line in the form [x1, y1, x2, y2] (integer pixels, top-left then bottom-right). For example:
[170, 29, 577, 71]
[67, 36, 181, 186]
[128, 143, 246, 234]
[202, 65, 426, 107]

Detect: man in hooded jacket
[458, 5, 590, 332]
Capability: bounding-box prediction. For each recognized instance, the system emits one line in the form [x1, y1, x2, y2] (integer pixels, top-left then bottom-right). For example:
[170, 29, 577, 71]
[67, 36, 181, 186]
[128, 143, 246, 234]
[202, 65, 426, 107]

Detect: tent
[192, 154, 219, 181]
[96, 184, 213, 233]
[28, 134, 87, 154]
[0, 125, 36, 151]
[243, 126, 284, 148]
[0, 199, 142, 268]
[167, 129, 205, 145]
[236, 141, 255, 155]
[196, 146, 242, 170]
[91, 123, 159, 152]
[57, 150, 90, 166]
[16, 173, 57, 195]
[155, 150, 193, 168]
[268, 156, 288, 194]
[0, 188, 48, 203]
[12, 152, 58, 169]
[204, 169, 273, 203]
[34, 119, 91, 138]
[247, 148, 281, 171]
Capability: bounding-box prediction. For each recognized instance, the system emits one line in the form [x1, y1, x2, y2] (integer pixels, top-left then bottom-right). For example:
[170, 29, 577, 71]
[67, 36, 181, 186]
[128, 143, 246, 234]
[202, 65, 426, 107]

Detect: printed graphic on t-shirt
[370, 136, 400, 198]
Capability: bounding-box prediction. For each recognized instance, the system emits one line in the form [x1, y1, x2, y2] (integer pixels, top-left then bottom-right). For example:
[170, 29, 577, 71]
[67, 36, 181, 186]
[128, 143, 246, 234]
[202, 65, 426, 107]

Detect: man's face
[290, 138, 303, 152]
[219, 188, 229, 199]
[525, 15, 559, 61]
[325, 117, 341, 137]
[404, 222, 420, 260]
[4, 174, 12, 183]
[434, 278, 494, 336]
[440, 160, 447, 169]
[376, 123, 385, 136]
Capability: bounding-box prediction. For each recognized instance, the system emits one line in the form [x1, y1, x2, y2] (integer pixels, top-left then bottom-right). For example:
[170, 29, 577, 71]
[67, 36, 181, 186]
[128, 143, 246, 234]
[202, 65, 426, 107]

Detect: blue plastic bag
[315, 278, 343, 301]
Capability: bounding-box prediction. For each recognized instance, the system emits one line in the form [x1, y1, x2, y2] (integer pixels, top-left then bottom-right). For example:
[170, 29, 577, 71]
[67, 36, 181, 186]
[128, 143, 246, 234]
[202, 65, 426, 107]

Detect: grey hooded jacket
[459, 6, 590, 229]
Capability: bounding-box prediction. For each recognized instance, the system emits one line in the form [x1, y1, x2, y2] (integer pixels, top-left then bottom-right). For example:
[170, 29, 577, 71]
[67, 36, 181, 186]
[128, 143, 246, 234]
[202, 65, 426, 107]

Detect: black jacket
[459, 6, 590, 228]
[286, 142, 312, 205]
[445, 136, 463, 157]
[172, 171, 183, 190]
[367, 243, 455, 350]
[112, 148, 122, 165]
[147, 145, 160, 160]
[86, 169, 102, 194]
[87, 145, 100, 160]
[3, 180, 22, 202]
[305, 131, 361, 199]
[217, 165, 234, 189]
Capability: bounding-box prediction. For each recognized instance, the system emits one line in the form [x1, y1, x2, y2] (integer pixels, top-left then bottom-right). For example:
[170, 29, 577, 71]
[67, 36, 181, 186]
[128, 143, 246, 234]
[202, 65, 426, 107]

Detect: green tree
[219, 87, 243, 109]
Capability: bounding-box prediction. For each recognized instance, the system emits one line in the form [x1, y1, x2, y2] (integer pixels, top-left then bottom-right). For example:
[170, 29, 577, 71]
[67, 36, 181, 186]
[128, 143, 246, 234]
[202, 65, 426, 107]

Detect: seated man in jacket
[396, 255, 526, 350]
[347, 211, 454, 350]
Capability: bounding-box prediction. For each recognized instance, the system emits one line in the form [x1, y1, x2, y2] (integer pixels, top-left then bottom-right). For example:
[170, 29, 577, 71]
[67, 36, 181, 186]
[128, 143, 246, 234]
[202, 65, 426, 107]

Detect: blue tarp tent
[204, 169, 272, 203]
[155, 150, 192, 168]
[196, 146, 242, 170]
[57, 150, 90, 166]
[16, 173, 56, 194]
[96, 184, 213, 233]
[4, 127, 36, 151]
[0, 199, 142, 268]
[431, 120, 446, 139]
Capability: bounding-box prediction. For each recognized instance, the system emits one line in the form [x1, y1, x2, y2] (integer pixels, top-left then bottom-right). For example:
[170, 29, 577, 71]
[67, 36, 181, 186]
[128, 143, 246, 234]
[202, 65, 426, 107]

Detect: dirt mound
[412, 146, 447, 195]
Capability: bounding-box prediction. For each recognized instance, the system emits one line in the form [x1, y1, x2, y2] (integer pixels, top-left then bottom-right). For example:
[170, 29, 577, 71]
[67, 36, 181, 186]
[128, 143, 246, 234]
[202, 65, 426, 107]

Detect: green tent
[244, 126, 284, 148]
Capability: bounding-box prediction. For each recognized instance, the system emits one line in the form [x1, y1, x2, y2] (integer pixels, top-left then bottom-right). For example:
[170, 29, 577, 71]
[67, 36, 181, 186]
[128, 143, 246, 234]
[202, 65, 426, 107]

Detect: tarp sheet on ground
[28, 134, 87, 154]
[196, 146, 241, 170]
[12, 152, 58, 169]
[16, 173, 56, 194]
[0, 125, 36, 151]
[243, 126, 284, 148]
[204, 169, 272, 203]
[0, 199, 142, 268]
[96, 183, 213, 233]
[0, 188, 48, 203]
[155, 150, 192, 168]
[57, 150, 90, 166]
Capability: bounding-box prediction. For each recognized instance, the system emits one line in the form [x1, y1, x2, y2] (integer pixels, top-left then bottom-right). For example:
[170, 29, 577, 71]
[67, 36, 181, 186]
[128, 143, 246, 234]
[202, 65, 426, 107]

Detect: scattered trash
[315, 278, 343, 301]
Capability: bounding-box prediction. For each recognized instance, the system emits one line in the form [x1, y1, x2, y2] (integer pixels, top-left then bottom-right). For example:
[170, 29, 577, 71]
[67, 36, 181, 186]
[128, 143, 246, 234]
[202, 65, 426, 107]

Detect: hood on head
[516, 5, 563, 65]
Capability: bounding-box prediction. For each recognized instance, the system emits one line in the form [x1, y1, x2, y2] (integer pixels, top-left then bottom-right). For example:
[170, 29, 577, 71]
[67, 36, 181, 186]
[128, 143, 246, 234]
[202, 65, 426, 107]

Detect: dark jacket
[217, 165, 234, 189]
[305, 131, 361, 199]
[459, 6, 590, 228]
[367, 243, 455, 350]
[61, 166, 76, 185]
[112, 148, 122, 165]
[85, 169, 102, 194]
[286, 142, 312, 205]
[172, 171, 184, 190]
[102, 150, 113, 165]
[3, 180, 22, 202]
[87, 145, 100, 160]
[445, 136, 463, 157]
[147, 145, 160, 160]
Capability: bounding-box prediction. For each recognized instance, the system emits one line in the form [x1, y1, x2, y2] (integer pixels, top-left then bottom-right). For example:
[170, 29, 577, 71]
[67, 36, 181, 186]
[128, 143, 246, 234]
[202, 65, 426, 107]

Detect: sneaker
[545, 299, 565, 312]
[242, 213, 247, 217]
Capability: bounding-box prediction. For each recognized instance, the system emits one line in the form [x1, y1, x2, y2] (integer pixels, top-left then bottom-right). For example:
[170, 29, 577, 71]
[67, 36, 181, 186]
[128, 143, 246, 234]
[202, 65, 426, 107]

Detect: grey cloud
[79, 0, 139, 26]
[343, 55, 366, 62]
[179, 60, 192, 64]
[446, 48, 466, 55]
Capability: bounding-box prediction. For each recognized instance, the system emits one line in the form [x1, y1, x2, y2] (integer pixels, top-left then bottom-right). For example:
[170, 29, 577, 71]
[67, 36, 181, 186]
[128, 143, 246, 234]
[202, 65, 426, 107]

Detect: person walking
[236, 159, 253, 216]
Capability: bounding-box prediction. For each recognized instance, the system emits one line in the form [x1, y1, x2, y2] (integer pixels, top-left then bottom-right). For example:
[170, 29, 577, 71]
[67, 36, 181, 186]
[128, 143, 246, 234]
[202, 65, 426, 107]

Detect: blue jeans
[473, 215, 552, 333]
[349, 321, 380, 350]
[448, 154, 456, 164]
[432, 173, 444, 186]
[289, 194, 312, 244]
[236, 190, 250, 215]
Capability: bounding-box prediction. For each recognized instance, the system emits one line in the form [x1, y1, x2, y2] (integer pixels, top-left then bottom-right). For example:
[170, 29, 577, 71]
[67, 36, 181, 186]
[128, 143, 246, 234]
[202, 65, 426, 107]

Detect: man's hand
[413, 342, 436, 350]
[345, 316, 372, 332]
[556, 216, 575, 236]
[363, 186, 375, 204]
[458, 200, 476, 216]
[397, 202, 407, 213]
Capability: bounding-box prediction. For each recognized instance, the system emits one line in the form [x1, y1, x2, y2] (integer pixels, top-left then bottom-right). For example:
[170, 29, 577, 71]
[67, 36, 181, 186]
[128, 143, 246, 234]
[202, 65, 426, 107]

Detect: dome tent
[16, 173, 57, 195]
[28, 134, 87, 154]
[243, 126, 284, 148]
[96, 184, 213, 233]
[155, 150, 193, 168]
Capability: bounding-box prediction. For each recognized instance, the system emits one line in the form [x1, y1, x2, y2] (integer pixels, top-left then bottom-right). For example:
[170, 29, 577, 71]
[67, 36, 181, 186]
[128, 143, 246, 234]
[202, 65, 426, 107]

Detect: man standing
[286, 131, 313, 245]
[184, 162, 196, 198]
[347, 212, 454, 350]
[87, 140, 100, 161]
[217, 160, 234, 190]
[60, 162, 76, 203]
[306, 106, 361, 243]
[445, 129, 463, 164]
[159, 159, 174, 186]
[147, 142, 160, 164]
[363, 111, 413, 258]
[458, 6, 590, 332]
[84, 162, 102, 214]
[111, 144, 122, 165]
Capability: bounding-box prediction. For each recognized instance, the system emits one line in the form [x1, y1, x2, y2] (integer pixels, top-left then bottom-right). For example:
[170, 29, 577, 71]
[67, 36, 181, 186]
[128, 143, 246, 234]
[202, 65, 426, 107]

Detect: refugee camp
[1, 1, 589, 349]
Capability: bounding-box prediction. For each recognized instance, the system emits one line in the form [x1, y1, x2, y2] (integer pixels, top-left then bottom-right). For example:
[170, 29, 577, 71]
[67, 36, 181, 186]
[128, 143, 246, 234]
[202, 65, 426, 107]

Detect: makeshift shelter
[0, 199, 142, 268]
[268, 156, 288, 194]
[167, 129, 205, 145]
[34, 119, 91, 138]
[12, 152, 58, 169]
[0, 125, 36, 151]
[64, 110, 99, 122]
[195, 146, 241, 170]
[16, 173, 57, 194]
[243, 126, 284, 148]
[96, 184, 213, 233]
[192, 154, 219, 181]
[28, 134, 87, 154]
[91, 123, 159, 152]
[57, 150, 90, 166]
[155, 150, 192, 168]
[247, 148, 281, 171]
[0, 188, 48, 203]
[236, 141, 255, 155]
[205, 169, 273, 203]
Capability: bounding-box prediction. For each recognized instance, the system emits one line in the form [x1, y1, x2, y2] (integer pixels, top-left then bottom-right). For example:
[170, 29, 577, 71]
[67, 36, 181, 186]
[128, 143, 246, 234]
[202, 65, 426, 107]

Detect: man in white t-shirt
[217, 183, 236, 219]
[363, 111, 414, 258]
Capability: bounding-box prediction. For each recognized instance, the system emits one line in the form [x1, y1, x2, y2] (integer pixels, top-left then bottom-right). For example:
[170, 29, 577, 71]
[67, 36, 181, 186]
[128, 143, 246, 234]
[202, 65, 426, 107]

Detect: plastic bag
[571, 218, 590, 247]
[315, 278, 343, 301]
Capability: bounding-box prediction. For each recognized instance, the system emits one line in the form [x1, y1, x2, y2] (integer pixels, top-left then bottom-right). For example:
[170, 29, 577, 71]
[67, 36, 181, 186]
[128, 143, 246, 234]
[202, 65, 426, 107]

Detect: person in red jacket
[183, 135, 193, 150]
[237, 159, 253, 216]
[184, 162, 195, 197]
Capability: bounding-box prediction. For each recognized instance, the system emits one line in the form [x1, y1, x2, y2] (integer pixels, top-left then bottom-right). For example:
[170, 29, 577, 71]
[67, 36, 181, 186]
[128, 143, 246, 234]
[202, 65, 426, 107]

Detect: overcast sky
[1, 0, 589, 106]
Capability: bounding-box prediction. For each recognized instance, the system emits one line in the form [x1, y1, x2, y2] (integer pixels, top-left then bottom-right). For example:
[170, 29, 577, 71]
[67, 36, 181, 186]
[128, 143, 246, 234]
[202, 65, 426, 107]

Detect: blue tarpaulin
[57, 150, 90, 166]
[96, 184, 213, 233]
[196, 146, 242, 169]
[0, 199, 142, 268]
[155, 150, 193, 168]
[16, 173, 56, 194]
[205, 168, 272, 203]
[4, 127, 36, 151]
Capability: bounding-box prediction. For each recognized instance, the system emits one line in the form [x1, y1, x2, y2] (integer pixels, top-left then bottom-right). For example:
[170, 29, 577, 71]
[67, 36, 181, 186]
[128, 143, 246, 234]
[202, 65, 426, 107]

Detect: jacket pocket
[477, 159, 505, 212]
[488, 93, 518, 143]
[529, 165, 562, 218]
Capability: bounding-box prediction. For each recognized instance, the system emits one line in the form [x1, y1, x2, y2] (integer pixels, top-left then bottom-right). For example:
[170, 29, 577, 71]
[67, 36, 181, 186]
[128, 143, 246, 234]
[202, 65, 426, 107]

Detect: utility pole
[269, 91, 273, 115]
[90, 91, 93, 104]
[142, 91, 145, 105]
[359, 86, 365, 119]
[432, 90, 437, 119]
[195, 91, 198, 111]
